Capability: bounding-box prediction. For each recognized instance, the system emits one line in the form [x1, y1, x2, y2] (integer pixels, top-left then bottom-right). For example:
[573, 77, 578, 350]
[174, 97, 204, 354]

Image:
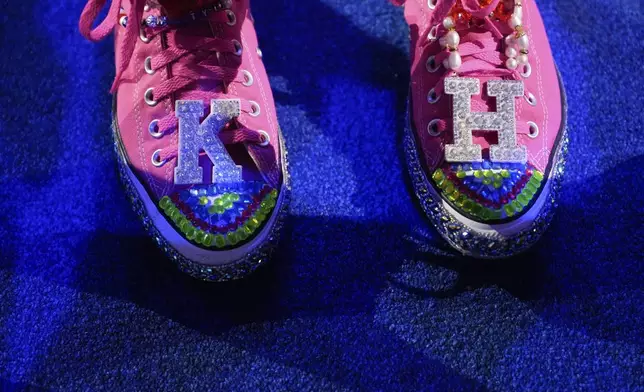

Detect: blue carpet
[0, 0, 642, 390]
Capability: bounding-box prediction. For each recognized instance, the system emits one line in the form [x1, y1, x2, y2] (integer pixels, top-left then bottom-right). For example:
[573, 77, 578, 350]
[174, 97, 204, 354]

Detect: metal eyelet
[427, 88, 441, 104]
[144, 87, 158, 106]
[140, 27, 150, 43]
[426, 55, 440, 73]
[241, 70, 254, 87]
[149, 119, 163, 138]
[151, 149, 167, 167]
[258, 130, 270, 147]
[226, 10, 237, 26]
[427, 119, 441, 136]
[249, 101, 261, 117]
[232, 40, 243, 56]
[428, 25, 439, 41]
[144, 56, 154, 75]
[527, 121, 539, 139]
[256, 47, 263, 58]
[525, 92, 537, 106]
[119, 15, 128, 28]
[428, 0, 437, 9]
[520, 63, 532, 78]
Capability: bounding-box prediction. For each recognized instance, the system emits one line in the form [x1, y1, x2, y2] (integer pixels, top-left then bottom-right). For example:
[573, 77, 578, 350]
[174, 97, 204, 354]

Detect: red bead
[493, 1, 512, 22]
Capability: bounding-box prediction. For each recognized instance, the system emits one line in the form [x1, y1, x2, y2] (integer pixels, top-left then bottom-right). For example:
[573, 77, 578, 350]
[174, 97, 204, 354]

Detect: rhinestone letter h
[444, 77, 527, 163]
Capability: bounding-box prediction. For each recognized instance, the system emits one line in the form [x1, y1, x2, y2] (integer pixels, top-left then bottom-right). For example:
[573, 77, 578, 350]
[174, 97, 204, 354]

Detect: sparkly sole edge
[112, 123, 292, 282]
[403, 76, 569, 259]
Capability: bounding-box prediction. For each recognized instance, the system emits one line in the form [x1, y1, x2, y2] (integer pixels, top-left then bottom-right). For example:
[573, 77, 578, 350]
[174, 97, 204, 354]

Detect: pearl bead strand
[440, 16, 462, 71]
[504, 0, 530, 72]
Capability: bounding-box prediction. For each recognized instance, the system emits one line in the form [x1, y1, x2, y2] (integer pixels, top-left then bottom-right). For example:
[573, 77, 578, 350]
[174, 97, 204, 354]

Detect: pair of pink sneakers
[80, 0, 567, 281]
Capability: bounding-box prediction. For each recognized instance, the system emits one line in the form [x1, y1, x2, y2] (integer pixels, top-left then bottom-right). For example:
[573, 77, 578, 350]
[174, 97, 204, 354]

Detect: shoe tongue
[160, 0, 231, 98]
[157, 0, 231, 18]
[156, 1, 259, 178]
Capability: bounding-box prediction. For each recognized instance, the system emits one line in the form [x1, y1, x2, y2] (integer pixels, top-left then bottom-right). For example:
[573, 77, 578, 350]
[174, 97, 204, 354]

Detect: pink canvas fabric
[78, 0, 288, 270]
[394, 0, 564, 225]
[398, 0, 562, 174]
[80, 0, 282, 201]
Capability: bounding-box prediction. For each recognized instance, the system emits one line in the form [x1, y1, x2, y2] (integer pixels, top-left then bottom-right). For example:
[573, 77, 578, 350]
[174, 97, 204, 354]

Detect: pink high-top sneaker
[79, 0, 290, 280]
[393, 0, 567, 258]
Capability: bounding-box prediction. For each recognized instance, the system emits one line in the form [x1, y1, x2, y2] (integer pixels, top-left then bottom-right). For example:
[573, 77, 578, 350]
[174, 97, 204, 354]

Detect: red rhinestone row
[443, 166, 533, 210]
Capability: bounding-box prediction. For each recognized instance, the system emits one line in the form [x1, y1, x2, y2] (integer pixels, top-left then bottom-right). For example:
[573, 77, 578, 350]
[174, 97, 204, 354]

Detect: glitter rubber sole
[404, 72, 568, 259]
[111, 111, 291, 282]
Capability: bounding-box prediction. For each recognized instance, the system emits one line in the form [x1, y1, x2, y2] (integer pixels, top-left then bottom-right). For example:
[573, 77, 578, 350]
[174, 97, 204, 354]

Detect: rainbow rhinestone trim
[402, 68, 568, 258]
[431, 161, 544, 221]
[158, 184, 279, 249]
[112, 97, 291, 282]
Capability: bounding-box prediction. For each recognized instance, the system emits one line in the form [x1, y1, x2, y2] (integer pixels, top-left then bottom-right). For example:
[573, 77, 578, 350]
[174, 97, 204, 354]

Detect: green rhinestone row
[432, 168, 544, 220]
[158, 189, 279, 248]
[468, 168, 510, 189]
[198, 192, 241, 215]
[504, 170, 543, 217]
